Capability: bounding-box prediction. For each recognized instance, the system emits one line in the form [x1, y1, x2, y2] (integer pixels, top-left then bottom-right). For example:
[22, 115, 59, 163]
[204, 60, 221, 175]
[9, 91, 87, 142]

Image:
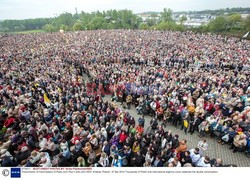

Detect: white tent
[242, 31, 249, 38]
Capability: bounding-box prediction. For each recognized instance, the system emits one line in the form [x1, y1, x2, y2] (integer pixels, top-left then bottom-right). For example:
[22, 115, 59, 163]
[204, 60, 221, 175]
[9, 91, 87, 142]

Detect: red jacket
[119, 133, 127, 143]
[4, 117, 16, 128]
[156, 101, 160, 109]
[71, 136, 81, 145]
[136, 126, 144, 134]
[204, 102, 214, 111]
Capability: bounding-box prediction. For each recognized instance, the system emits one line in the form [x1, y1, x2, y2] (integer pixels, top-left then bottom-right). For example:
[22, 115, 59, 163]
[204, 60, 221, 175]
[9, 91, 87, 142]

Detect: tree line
[174, 7, 250, 15]
[0, 10, 142, 32]
[0, 8, 249, 36]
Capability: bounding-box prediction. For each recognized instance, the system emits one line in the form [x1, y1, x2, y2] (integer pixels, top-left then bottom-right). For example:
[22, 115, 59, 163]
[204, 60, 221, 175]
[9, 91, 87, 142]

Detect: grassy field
[0, 29, 43, 34]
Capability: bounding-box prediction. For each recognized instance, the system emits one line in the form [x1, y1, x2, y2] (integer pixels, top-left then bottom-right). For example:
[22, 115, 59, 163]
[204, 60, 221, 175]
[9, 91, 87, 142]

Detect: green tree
[153, 21, 172, 30]
[43, 24, 57, 32]
[1, 18, 51, 32]
[146, 13, 158, 26]
[228, 13, 242, 23]
[139, 23, 149, 30]
[87, 16, 107, 30]
[207, 16, 228, 32]
[60, 24, 71, 31]
[55, 13, 75, 28]
[160, 8, 173, 22]
[179, 15, 187, 24]
[227, 13, 243, 31]
[243, 15, 250, 31]
[73, 22, 84, 31]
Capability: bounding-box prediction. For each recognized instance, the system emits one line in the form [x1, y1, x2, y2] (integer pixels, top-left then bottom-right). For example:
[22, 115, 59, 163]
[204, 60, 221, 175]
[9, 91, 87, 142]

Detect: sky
[0, 0, 250, 20]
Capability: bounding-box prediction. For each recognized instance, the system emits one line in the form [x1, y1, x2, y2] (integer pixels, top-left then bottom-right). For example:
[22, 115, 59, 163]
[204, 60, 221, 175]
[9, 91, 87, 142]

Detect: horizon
[0, 0, 250, 20]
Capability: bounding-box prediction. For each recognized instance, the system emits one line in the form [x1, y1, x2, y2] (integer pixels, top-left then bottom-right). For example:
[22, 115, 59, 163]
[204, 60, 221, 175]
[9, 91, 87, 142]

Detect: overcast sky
[1, 0, 250, 20]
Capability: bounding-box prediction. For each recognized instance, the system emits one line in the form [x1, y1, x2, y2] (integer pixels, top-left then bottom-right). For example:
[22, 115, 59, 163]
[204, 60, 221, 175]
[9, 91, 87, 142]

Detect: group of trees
[0, 10, 142, 32]
[0, 8, 249, 36]
[0, 8, 183, 32]
[41, 10, 142, 32]
[0, 18, 52, 32]
[138, 8, 186, 31]
[205, 13, 250, 33]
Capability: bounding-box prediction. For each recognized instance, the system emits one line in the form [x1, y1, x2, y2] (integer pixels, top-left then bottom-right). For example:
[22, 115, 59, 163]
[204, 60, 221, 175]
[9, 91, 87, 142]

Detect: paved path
[102, 96, 250, 167]
[83, 74, 249, 166]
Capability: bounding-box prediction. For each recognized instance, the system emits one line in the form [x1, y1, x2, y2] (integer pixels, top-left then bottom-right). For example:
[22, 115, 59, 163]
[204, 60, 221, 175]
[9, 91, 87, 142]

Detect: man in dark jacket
[153, 155, 163, 167]
[1, 156, 17, 167]
[102, 141, 110, 156]
[150, 118, 158, 130]
[58, 153, 69, 167]
[131, 151, 144, 167]
[172, 134, 179, 149]
[173, 110, 181, 127]
[138, 116, 145, 127]
[180, 151, 192, 166]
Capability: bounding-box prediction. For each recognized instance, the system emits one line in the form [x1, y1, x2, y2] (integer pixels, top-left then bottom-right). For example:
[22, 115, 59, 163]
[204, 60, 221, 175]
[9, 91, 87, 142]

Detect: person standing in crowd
[138, 116, 145, 128]
[126, 94, 133, 109]
[197, 139, 208, 156]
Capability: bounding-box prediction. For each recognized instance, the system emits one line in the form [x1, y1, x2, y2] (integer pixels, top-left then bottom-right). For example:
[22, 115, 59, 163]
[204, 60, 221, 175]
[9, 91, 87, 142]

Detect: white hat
[62, 146, 68, 150]
[21, 146, 28, 152]
[74, 123, 78, 127]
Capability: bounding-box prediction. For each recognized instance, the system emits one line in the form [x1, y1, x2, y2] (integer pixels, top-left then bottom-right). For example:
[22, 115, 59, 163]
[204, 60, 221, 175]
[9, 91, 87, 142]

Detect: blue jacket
[228, 131, 236, 139]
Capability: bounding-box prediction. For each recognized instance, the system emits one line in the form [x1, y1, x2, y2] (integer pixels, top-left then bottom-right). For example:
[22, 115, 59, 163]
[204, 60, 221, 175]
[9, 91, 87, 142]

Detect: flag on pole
[43, 93, 51, 107]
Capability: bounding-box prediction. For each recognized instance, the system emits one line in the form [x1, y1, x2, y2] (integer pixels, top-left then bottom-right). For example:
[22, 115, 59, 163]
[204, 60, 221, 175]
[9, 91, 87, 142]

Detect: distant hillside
[137, 7, 250, 16]
[137, 12, 160, 16]
[173, 7, 250, 15]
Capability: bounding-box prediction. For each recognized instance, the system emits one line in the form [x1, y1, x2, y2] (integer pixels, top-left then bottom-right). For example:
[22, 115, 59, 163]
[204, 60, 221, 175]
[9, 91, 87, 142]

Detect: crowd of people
[0, 30, 249, 167]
